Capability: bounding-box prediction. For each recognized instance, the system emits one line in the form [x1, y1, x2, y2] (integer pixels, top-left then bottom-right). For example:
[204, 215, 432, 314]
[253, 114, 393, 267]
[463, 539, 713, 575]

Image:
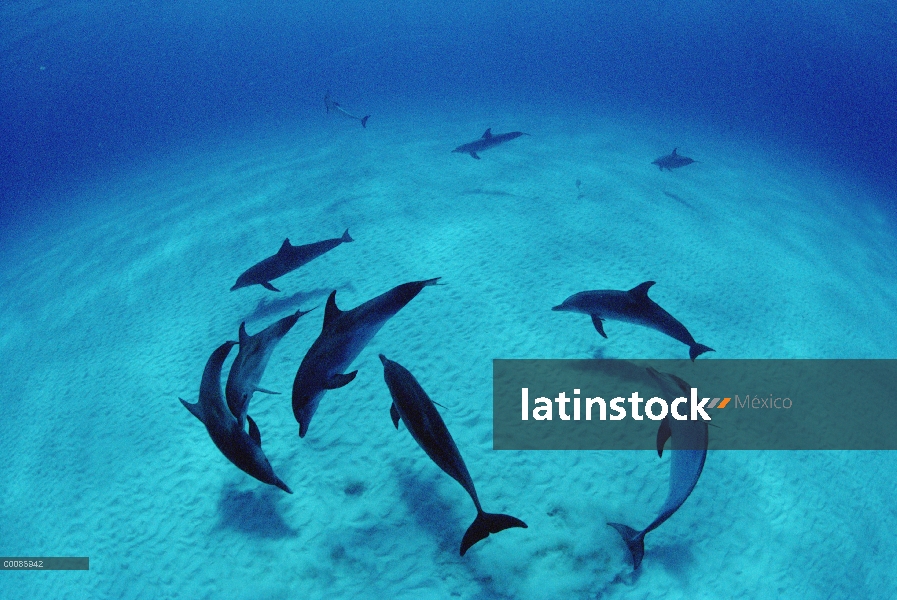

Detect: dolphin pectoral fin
[689, 343, 714, 361]
[238, 322, 249, 345]
[253, 386, 280, 395]
[325, 370, 358, 390]
[608, 522, 646, 570]
[470, 152, 480, 160]
[361, 115, 369, 128]
[247, 415, 262, 446]
[460, 511, 527, 556]
[591, 315, 608, 338]
[179, 398, 204, 423]
[261, 282, 280, 292]
[657, 418, 672, 457]
[390, 403, 401, 429]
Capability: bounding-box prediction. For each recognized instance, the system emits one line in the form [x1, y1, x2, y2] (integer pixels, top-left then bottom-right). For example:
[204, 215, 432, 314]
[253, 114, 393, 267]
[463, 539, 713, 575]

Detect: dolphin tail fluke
[608, 522, 645, 569]
[341, 229, 354, 243]
[460, 511, 528, 556]
[361, 115, 369, 128]
[689, 343, 714, 361]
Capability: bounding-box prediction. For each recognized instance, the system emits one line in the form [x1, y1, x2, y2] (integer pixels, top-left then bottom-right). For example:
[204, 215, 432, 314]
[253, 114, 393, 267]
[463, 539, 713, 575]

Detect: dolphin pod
[180, 341, 292, 493]
[177, 122, 721, 568]
[552, 281, 714, 361]
[231, 229, 353, 292]
[292, 278, 442, 438]
[226, 308, 313, 430]
[379, 354, 527, 555]
[608, 367, 708, 569]
[452, 128, 529, 159]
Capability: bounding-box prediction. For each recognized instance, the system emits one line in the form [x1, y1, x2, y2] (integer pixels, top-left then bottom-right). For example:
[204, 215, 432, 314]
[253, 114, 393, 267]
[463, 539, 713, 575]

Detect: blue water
[3, 1, 896, 221]
[2, 2, 897, 599]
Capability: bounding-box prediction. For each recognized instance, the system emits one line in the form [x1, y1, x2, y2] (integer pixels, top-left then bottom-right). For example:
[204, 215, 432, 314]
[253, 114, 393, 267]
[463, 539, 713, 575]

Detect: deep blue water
[2, 0, 896, 226]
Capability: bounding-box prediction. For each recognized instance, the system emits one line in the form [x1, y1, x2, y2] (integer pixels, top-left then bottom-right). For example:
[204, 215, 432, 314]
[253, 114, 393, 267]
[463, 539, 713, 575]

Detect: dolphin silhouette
[608, 367, 708, 569]
[225, 307, 313, 430]
[652, 148, 696, 171]
[180, 341, 292, 493]
[292, 278, 441, 438]
[380, 354, 527, 555]
[231, 229, 353, 292]
[452, 128, 529, 160]
[552, 281, 714, 361]
[325, 91, 370, 128]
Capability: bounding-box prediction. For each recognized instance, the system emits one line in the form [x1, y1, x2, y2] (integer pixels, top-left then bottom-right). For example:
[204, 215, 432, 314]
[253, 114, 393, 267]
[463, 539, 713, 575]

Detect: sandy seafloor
[1, 104, 896, 599]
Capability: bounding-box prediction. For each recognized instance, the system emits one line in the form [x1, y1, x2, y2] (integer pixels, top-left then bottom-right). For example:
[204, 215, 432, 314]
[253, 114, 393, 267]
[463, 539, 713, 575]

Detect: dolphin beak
[379, 354, 389, 365]
[551, 304, 565, 311]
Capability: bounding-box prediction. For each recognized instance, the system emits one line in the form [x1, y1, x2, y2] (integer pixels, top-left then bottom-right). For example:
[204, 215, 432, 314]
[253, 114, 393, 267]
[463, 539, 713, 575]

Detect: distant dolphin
[380, 354, 527, 555]
[325, 91, 370, 128]
[180, 341, 292, 493]
[231, 229, 353, 292]
[225, 308, 313, 429]
[652, 148, 696, 171]
[452, 128, 529, 159]
[608, 367, 708, 569]
[292, 278, 441, 438]
[552, 281, 714, 361]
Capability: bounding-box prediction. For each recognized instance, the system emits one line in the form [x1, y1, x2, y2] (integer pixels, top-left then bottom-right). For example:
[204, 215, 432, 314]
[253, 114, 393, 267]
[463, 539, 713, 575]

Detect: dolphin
[225, 307, 313, 430]
[652, 148, 696, 171]
[379, 354, 527, 555]
[452, 128, 529, 160]
[180, 341, 292, 493]
[608, 367, 708, 569]
[325, 91, 370, 128]
[292, 278, 441, 438]
[552, 281, 714, 361]
[231, 229, 353, 292]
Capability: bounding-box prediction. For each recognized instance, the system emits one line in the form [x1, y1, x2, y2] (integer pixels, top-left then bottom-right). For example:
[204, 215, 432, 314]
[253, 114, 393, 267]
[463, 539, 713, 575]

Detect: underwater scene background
[1, 1, 896, 598]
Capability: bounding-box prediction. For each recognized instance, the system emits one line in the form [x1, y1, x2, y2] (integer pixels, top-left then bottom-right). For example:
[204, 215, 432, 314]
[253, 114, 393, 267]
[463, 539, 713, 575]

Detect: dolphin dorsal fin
[482, 128, 492, 139]
[628, 281, 656, 301]
[668, 374, 692, 395]
[179, 398, 204, 424]
[238, 322, 249, 345]
[323, 291, 342, 328]
[247, 415, 262, 446]
[278, 239, 291, 254]
[672, 148, 678, 156]
[656, 418, 672, 457]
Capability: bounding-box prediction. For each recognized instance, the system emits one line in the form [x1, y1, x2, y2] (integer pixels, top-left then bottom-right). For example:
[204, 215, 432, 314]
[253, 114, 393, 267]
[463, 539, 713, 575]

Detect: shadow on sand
[215, 482, 298, 539]
[242, 286, 349, 324]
